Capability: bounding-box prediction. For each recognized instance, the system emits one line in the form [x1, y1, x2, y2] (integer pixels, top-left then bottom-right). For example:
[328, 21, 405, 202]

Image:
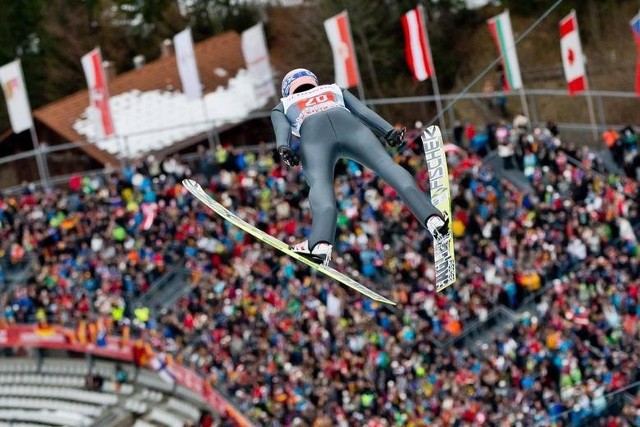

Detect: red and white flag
[140, 202, 158, 231]
[401, 6, 434, 81]
[81, 48, 116, 138]
[559, 10, 587, 95]
[0, 59, 34, 133]
[631, 11, 640, 96]
[323, 11, 360, 88]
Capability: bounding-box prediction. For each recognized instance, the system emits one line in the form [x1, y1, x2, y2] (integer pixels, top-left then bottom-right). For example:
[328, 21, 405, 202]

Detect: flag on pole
[81, 48, 116, 138]
[487, 10, 523, 91]
[174, 28, 203, 99]
[0, 59, 34, 134]
[401, 6, 434, 81]
[559, 10, 587, 95]
[323, 11, 360, 88]
[630, 11, 640, 96]
[241, 23, 276, 100]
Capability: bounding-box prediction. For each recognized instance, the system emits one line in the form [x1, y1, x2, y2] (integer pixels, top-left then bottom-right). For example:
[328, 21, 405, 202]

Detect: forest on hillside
[0, 0, 637, 138]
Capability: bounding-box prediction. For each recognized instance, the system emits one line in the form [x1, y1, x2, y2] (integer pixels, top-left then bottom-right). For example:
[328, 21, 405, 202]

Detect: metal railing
[429, 305, 519, 350]
[539, 380, 640, 427]
[1, 87, 637, 190]
[368, 88, 639, 141]
[0, 140, 278, 195]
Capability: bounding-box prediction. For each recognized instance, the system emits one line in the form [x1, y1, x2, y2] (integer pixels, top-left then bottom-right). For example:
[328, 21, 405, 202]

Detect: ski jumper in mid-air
[271, 68, 448, 265]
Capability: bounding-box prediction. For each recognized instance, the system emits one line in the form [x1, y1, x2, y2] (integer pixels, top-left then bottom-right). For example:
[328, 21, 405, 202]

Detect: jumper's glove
[278, 145, 300, 167]
[383, 127, 406, 150]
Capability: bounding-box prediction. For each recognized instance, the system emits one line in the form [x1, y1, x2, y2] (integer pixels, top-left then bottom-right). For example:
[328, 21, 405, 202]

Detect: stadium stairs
[0, 354, 219, 427]
[0, 253, 35, 294]
[132, 268, 192, 317]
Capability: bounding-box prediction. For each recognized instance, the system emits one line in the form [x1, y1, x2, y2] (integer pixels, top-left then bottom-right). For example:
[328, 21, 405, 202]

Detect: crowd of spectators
[0, 154, 187, 327]
[0, 118, 639, 426]
[602, 125, 640, 180]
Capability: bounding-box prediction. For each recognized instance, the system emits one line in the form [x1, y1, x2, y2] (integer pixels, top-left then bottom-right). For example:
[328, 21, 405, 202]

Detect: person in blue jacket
[271, 68, 448, 265]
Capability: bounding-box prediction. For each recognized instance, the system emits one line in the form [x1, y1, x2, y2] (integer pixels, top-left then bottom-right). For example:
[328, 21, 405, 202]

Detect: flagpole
[518, 87, 531, 123]
[573, 11, 598, 142]
[506, 9, 530, 122]
[356, 75, 366, 102]
[200, 98, 217, 152]
[28, 125, 50, 189]
[2, 58, 50, 189]
[174, 28, 215, 153]
[419, 4, 447, 134]
[584, 79, 599, 142]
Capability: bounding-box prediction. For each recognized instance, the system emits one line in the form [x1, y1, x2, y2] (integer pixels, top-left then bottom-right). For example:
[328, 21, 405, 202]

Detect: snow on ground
[72, 69, 270, 159]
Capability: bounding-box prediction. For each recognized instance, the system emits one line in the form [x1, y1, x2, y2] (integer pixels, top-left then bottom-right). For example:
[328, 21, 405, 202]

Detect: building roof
[33, 31, 248, 165]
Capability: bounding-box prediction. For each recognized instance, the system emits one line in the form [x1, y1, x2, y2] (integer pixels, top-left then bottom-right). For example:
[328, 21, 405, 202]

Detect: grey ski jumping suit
[271, 83, 441, 249]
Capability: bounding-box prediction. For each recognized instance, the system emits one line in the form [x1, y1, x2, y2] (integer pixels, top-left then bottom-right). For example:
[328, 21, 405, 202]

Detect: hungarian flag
[487, 10, 523, 91]
[631, 11, 640, 96]
[324, 11, 360, 88]
[559, 10, 587, 95]
[0, 59, 34, 133]
[401, 6, 434, 82]
[81, 48, 116, 137]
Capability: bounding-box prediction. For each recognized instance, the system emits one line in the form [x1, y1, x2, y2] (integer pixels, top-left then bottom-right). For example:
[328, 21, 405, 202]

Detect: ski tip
[373, 296, 397, 306]
[423, 125, 441, 138]
[182, 178, 198, 188]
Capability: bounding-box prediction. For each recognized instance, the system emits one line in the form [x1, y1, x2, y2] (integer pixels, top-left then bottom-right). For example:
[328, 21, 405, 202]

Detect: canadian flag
[560, 10, 587, 95]
[81, 48, 116, 137]
[401, 6, 434, 82]
[323, 11, 360, 88]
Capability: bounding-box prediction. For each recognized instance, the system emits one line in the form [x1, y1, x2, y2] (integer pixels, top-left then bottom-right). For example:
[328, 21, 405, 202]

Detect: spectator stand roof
[32, 31, 271, 165]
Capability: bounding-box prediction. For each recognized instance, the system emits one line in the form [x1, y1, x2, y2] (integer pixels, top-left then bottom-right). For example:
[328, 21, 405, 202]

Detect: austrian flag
[560, 10, 587, 95]
[401, 6, 434, 82]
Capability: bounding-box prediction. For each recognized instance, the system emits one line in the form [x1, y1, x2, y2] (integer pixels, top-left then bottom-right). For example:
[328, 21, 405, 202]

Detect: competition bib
[281, 84, 347, 136]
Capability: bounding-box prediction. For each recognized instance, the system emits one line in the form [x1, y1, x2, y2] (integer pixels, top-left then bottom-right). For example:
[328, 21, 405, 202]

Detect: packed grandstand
[1, 117, 639, 426]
